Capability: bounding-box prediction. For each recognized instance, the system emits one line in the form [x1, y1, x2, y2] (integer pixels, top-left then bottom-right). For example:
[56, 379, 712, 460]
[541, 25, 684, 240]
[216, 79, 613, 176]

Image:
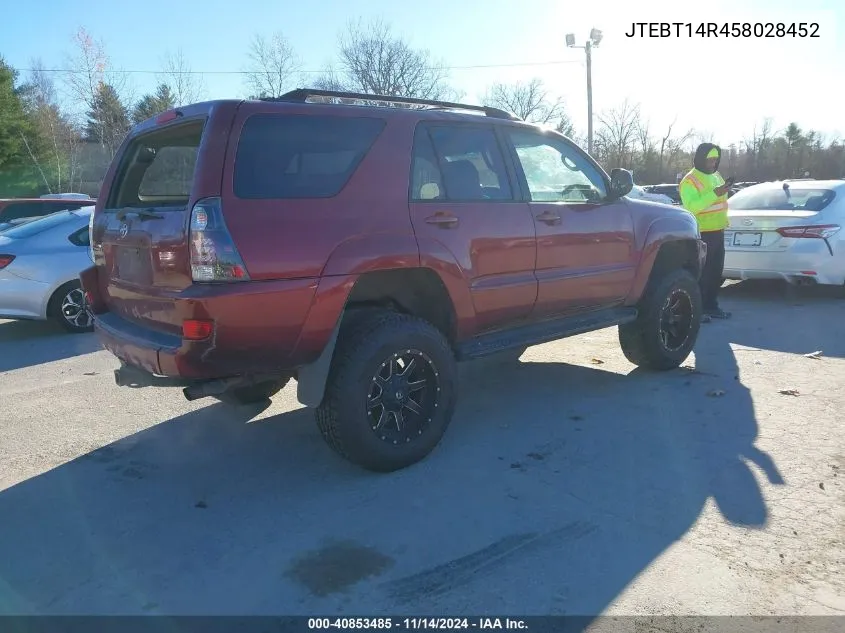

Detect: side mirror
[609, 168, 634, 199]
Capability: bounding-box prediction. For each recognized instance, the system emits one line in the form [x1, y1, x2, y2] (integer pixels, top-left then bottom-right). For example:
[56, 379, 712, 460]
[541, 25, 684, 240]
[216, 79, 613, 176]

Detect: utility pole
[566, 28, 602, 157]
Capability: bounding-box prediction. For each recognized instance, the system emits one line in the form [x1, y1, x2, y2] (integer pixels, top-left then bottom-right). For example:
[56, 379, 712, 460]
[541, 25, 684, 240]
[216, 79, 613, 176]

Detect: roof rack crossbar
[263, 88, 522, 121]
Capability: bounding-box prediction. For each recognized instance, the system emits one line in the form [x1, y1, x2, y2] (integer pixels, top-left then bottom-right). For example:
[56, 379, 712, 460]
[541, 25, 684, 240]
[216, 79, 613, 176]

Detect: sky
[4, 0, 843, 148]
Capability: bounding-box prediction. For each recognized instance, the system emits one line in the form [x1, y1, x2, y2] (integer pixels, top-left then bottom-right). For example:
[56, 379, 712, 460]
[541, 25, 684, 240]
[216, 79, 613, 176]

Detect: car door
[408, 122, 537, 333]
[502, 127, 636, 317]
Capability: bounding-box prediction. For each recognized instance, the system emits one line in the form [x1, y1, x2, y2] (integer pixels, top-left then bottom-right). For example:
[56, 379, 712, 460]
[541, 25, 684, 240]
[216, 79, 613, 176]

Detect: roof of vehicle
[134, 89, 545, 132]
[745, 179, 845, 191]
[0, 197, 96, 204]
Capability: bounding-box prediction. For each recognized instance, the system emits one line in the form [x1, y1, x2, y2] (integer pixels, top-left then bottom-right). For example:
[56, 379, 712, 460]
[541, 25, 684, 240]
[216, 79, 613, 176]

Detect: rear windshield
[729, 187, 835, 211]
[108, 120, 204, 210]
[1, 211, 75, 239]
[233, 114, 386, 199]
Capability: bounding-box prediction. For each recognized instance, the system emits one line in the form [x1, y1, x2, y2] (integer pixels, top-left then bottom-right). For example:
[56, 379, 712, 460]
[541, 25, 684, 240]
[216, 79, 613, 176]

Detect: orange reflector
[183, 319, 214, 340]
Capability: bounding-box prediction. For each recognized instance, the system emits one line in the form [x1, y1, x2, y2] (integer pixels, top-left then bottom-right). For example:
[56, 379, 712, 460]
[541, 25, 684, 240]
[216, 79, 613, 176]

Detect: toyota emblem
[743, 218, 753, 226]
[118, 222, 129, 238]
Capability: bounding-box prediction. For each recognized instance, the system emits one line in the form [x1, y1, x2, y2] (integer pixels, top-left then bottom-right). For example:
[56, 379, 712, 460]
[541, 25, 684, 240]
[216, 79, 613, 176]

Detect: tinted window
[69, 226, 91, 246]
[234, 115, 386, 199]
[508, 129, 607, 203]
[1, 211, 75, 239]
[1, 202, 45, 221]
[729, 187, 835, 211]
[417, 125, 513, 202]
[109, 120, 204, 209]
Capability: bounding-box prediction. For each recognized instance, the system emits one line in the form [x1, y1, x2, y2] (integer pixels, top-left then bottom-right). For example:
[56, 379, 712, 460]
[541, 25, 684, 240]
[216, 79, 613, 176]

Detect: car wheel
[618, 268, 702, 370]
[316, 311, 457, 472]
[50, 281, 94, 333]
[214, 378, 290, 405]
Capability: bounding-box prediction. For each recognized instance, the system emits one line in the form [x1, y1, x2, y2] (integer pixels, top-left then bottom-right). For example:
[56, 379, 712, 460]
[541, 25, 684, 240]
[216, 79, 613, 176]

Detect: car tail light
[188, 197, 251, 282]
[0, 255, 15, 270]
[182, 319, 214, 340]
[776, 224, 840, 239]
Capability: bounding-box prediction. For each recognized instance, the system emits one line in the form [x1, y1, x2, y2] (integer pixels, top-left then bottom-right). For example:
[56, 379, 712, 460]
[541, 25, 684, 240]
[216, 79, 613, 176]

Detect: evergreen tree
[0, 57, 44, 195]
[85, 82, 129, 158]
[132, 83, 176, 124]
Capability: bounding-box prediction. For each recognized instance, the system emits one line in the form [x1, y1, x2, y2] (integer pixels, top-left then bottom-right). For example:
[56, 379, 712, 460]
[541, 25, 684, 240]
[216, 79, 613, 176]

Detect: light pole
[566, 28, 602, 156]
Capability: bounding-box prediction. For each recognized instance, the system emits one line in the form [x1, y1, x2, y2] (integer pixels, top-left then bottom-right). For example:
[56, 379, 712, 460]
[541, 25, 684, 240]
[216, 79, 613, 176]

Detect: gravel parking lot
[1, 281, 843, 617]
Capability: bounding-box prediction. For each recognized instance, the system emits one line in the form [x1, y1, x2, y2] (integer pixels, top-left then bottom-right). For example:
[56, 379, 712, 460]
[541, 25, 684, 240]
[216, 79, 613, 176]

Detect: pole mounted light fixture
[566, 28, 602, 156]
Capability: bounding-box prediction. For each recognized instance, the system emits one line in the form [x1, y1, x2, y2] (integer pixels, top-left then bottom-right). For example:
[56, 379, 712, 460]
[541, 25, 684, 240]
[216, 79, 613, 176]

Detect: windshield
[1, 211, 75, 239]
[729, 187, 835, 211]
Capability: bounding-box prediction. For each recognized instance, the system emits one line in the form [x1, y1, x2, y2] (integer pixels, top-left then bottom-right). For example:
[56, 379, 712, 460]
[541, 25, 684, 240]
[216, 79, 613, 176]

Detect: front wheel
[619, 268, 702, 370]
[316, 312, 457, 472]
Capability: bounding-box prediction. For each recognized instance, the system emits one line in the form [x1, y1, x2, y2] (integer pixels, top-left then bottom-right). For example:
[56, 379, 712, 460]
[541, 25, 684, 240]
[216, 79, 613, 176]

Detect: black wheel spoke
[403, 398, 423, 416]
[407, 379, 426, 393]
[658, 288, 694, 352]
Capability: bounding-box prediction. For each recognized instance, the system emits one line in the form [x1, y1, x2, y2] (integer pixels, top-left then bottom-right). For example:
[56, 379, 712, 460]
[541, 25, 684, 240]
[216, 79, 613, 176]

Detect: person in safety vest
[679, 143, 733, 321]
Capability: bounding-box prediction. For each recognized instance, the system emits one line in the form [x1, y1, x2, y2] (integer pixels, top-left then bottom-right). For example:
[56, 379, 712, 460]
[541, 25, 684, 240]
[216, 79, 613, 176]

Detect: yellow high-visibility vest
[679, 169, 729, 232]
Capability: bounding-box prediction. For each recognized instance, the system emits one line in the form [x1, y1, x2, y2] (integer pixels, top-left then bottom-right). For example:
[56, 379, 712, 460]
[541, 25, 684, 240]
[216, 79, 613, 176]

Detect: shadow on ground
[0, 320, 783, 618]
[0, 320, 101, 373]
[719, 280, 845, 358]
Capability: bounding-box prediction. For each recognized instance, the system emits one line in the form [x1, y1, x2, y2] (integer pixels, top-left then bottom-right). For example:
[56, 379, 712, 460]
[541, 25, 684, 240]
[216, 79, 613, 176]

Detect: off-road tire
[619, 268, 702, 370]
[215, 378, 290, 405]
[315, 311, 457, 472]
[49, 280, 94, 334]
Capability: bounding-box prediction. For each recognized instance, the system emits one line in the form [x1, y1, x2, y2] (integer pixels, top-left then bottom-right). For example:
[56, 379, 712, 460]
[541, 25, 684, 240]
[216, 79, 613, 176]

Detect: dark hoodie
[693, 142, 721, 174]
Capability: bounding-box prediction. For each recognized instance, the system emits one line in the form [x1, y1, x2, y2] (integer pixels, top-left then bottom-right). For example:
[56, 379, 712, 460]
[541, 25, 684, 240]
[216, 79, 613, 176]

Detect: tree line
[1, 20, 842, 197]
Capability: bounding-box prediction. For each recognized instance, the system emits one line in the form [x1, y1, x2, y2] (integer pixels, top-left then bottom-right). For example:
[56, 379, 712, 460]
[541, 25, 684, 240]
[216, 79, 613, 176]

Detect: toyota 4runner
[80, 89, 706, 472]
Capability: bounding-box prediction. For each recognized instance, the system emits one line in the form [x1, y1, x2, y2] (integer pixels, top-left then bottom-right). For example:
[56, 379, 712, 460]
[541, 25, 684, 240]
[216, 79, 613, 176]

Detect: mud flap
[296, 317, 342, 408]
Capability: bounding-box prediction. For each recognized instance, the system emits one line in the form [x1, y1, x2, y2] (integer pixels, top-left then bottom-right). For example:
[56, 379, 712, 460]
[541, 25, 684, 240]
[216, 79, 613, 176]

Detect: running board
[454, 307, 638, 361]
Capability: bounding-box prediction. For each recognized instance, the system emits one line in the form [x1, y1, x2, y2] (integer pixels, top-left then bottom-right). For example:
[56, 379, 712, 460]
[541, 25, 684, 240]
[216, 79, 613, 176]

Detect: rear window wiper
[116, 207, 164, 221]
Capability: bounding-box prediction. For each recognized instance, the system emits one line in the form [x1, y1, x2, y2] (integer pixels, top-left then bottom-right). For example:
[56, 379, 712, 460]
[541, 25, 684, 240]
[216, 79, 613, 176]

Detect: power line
[13, 59, 584, 76]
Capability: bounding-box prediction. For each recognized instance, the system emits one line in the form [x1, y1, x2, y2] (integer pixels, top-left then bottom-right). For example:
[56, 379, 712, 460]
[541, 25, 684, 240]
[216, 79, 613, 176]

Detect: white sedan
[0, 207, 94, 333]
[626, 185, 674, 205]
[723, 180, 845, 287]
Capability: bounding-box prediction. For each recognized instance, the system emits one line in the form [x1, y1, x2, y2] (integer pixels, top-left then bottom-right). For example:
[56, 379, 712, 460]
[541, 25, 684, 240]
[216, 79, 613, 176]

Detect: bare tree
[160, 49, 205, 106]
[244, 32, 300, 98]
[482, 78, 568, 125]
[657, 118, 692, 182]
[317, 18, 456, 101]
[594, 99, 641, 168]
[23, 58, 84, 192]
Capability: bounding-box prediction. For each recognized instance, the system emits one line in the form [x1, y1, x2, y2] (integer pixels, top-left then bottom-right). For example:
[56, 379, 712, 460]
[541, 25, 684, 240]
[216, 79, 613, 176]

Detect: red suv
[82, 89, 706, 472]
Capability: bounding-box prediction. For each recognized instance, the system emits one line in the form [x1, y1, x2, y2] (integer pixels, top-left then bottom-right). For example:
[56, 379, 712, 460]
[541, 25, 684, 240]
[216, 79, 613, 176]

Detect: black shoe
[705, 308, 732, 319]
[701, 314, 712, 323]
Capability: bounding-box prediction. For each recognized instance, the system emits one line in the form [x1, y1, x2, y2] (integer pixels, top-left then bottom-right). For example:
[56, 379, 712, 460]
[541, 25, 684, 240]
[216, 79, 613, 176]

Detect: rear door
[408, 122, 537, 333]
[501, 127, 636, 317]
[92, 105, 230, 335]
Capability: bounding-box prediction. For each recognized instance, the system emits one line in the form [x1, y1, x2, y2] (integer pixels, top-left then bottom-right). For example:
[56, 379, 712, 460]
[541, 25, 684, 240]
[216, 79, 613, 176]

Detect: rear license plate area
[733, 232, 762, 247]
[115, 247, 151, 283]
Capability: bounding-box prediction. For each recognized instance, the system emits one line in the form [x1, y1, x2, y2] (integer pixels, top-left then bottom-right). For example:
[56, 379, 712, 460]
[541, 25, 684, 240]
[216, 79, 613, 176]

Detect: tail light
[182, 319, 214, 340]
[0, 255, 15, 270]
[188, 197, 250, 282]
[776, 224, 840, 239]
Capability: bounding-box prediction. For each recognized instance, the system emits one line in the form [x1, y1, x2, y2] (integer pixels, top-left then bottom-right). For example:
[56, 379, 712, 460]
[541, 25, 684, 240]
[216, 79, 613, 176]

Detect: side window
[234, 114, 386, 199]
[507, 130, 607, 203]
[69, 226, 91, 246]
[421, 125, 513, 202]
[410, 127, 444, 200]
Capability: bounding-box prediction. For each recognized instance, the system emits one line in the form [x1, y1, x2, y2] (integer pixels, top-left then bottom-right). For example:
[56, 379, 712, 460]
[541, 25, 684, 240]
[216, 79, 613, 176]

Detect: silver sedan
[0, 207, 94, 333]
[723, 179, 845, 287]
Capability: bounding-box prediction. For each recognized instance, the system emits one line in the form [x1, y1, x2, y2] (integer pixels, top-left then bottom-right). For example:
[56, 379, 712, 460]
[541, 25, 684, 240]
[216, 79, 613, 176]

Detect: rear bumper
[81, 265, 353, 381]
[724, 240, 845, 286]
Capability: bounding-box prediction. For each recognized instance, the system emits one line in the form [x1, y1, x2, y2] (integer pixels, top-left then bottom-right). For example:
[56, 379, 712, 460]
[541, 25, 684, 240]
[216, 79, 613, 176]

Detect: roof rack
[264, 88, 522, 121]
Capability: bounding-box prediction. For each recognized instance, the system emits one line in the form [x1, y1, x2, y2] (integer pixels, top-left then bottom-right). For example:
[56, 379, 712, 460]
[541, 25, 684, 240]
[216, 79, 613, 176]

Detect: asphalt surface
[0, 280, 843, 617]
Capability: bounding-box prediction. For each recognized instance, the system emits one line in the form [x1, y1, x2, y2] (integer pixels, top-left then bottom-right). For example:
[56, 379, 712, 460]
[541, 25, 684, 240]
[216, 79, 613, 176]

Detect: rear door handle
[425, 212, 459, 228]
[536, 210, 561, 225]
